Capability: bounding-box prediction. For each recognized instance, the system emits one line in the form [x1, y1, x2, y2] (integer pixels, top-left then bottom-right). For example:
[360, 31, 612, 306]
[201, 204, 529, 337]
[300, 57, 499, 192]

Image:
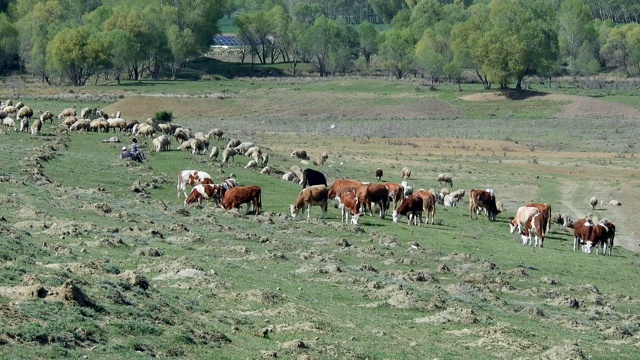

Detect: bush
[154, 111, 173, 123]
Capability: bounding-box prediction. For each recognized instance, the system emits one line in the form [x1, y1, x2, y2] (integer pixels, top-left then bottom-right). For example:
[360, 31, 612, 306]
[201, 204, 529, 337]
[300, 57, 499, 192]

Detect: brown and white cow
[392, 195, 423, 226]
[469, 189, 499, 221]
[221, 185, 262, 215]
[585, 220, 615, 255]
[339, 191, 361, 225]
[184, 184, 221, 206]
[328, 179, 362, 203]
[520, 212, 547, 248]
[385, 182, 404, 211]
[509, 206, 541, 234]
[177, 170, 212, 198]
[526, 202, 551, 234]
[355, 183, 389, 219]
[290, 185, 329, 220]
[414, 189, 437, 225]
[573, 218, 594, 252]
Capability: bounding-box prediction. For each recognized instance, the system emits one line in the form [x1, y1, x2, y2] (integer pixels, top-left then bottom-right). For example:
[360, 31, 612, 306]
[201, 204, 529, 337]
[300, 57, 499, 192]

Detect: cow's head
[290, 204, 301, 218]
[350, 213, 360, 225]
[392, 210, 402, 223]
[509, 220, 519, 234]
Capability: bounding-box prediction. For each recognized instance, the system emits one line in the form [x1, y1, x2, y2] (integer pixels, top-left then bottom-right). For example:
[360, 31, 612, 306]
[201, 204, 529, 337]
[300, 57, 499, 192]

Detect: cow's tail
[177, 171, 182, 198]
[256, 189, 262, 215]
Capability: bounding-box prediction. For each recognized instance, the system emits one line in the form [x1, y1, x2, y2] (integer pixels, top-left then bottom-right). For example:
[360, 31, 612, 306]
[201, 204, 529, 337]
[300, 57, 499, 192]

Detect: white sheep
[107, 118, 126, 132]
[153, 135, 171, 152]
[282, 171, 298, 182]
[261, 152, 269, 167]
[40, 111, 55, 124]
[450, 189, 465, 202]
[260, 166, 271, 175]
[226, 138, 241, 149]
[290, 165, 304, 180]
[244, 159, 258, 170]
[209, 145, 219, 159]
[206, 128, 224, 140]
[3, 105, 15, 115]
[89, 119, 109, 133]
[221, 147, 236, 164]
[589, 196, 598, 210]
[291, 149, 309, 159]
[313, 157, 326, 166]
[2, 117, 16, 131]
[234, 141, 256, 155]
[17, 106, 33, 121]
[401, 167, 411, 179]
[437, 173, 453, 187]
[101, 136, 120, 143]
[14, 101, 24, 110]
[19, 117, 29, 133]
[245, 146, 261, 158]
[174, 127, 193, 143]
[58, 108, 76, 119]
[443, 194, 457, 207]
[136, 124, 156, 138]
[80, 107, 94, 119]
[69, 119, 91, 132]
[30, 118, 42, 135]
[609, 200, 622, 206]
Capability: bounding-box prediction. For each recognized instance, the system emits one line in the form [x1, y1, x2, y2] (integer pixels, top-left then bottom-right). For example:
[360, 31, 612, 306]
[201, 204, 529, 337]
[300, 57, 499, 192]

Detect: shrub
[154, 111, 173, 124]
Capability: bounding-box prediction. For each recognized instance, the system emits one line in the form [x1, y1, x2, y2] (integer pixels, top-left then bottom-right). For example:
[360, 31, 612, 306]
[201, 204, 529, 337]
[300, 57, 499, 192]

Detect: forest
[0, 0, 639, 89]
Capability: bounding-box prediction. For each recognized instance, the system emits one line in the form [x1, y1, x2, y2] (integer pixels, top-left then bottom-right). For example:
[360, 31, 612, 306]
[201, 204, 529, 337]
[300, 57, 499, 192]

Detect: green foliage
[154, 111, 173, 123]
[378, 28, 416, 79]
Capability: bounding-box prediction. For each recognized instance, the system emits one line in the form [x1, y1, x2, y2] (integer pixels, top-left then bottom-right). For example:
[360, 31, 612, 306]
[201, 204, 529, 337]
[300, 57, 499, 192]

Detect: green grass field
[1, 78, 640, 359]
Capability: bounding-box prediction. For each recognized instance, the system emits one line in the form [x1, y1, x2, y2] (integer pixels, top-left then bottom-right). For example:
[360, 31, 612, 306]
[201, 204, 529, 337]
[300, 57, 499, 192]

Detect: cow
[328, 179, 362, 201]
[392, 195, 423, 226]
[339, 191, 361, 225]
[385, 182, 404, 210]
[290, 185, 329, 220]
[526, 203, 552, 234]
[221, 185, 262, 215]
[585, 220, 616, 255]
[509, 206, 541, 235]
[177, 170, 212, 198]
[414, 189, 437, 225]
[573, 218, 594, 252]
[301, 168, 327, 189]
[469, 189, 499, 221]
[184, 184, 221, 206]
[520, 212, 547, 248]
[355, 183, 389, 219]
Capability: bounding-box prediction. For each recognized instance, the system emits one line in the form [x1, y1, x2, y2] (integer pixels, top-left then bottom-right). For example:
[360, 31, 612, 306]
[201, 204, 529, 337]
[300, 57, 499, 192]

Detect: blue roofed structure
[212, 35, 247, 48]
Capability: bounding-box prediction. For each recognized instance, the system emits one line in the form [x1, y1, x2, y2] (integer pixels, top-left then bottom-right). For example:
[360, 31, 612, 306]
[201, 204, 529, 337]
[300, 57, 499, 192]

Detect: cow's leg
[307, 203, 311, 220]
[320, 201, 327, 219]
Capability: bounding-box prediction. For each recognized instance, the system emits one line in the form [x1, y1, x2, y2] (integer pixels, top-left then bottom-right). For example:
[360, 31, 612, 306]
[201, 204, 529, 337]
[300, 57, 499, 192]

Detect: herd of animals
[1, 101, 617, 257]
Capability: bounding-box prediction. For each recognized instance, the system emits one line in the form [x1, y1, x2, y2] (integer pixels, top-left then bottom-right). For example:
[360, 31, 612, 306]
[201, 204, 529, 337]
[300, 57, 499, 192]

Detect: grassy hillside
[1, 79, 640, 358]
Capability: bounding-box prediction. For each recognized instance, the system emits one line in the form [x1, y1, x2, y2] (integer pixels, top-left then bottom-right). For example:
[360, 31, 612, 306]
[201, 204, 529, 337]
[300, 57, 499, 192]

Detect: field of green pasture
[1, 111, 640, 359]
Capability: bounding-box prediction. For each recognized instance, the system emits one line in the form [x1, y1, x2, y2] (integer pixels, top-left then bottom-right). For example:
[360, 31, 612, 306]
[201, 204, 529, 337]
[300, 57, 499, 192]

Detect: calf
[526, 202, 551, 234]
[355, 183, 389, 219]
[177, 170, 212, 198]
[573, 218, 593, 252]
[469, 189, 499, 221]
[184, 184, 221, 206]
[290, 185, 329, 220]
[328, 179, 362, 203]
[520, 212, 546, 248]
[385, 182, 404, 210]
[585, 220, 616, 255]
[339, 191, 360, 225]
[509, 206, 541, 235]
[414, 189, 437, 225]
[392, 195, 423, 226]
[221, 185, 262, 215]
[301, 168, 327, 189]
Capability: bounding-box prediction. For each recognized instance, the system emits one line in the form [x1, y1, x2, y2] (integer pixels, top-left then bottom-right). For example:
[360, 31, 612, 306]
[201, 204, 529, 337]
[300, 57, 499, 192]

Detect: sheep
[206, 128, 224, 140]
[101, 136, 120, 143]
[234, 141, 255, 155]
[589, 196, 598, 210]
[152, 135, 171, 152]
[123, 119, 139, 133]
[282, 171, 298, 182]
[61, 116, 78, 128]
[194, 131, 207, 141]
[291, 149, 309, 160]
[245, 146, 261, 158]
[40, 111, 55, 124]
[260, 166, 271, 175]
[290, 165, 304, 181]
[136, 124, 156, 138]
[80, 107, 94, 119]
[177, 140, 193, 152]
[2, 117, 15, 131]
[401, 167, 411, 179]
[3, 105, 15, 115]
[313, 157, 326, 166]
[30, 118, 42, 135]
[450, 189, 466, 203]
[443, 194, 457, 207]
[440, 188, 450, 196]
[107, 118, 126, 132]
[375, 168, 383, 181]
[110, 110, 121, 119]
[158, 123, 179, 135]
[14, 101, 24, 110]
[19, 118, 29, 133]
[188, 138, 206, 155]
[609, 200, 622, 206]
[261, 152, 269, 167]
[437, 173, 453, 187]
[226, 138, 241, 149]
[321, 152, 329, 160]
[89, 119, 109, 133]
[0, 110, 6, 120]
[174, 127, 193, 143]
[4, 99, 11, 106]
[244, 159, 258, 170]
[221, 148, 236, 164]
[69, 119, 91, 132]
[209, 145, 219, 159]
[58, 108, 76, 119]
[17, 106, 33, 120]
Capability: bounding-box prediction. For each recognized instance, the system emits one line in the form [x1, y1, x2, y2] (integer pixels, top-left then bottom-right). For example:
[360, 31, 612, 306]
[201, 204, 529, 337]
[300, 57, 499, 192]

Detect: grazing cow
[215, 178, 240, 199]
[469, 189, 499, 221]
[520, 212, 547, 248]
[355, 183, 389, 219]
[221, 185, 262, 215]
[526, 202, 552, 233]
[339, 191, 361, 225]
[414, 189, 437, 225]
[184, 184, 221, 206]
[301, 168, 327, 189]
[585, 220, 616, 255]
[290, 185, 329, 220]
[509, 206, 541, 234]
[573, 218, 594, 252]
[392, 195, 424, 226]
[385, 182, 404, 210]
[177, 170, 212, 198]
[328, 179, 362, 201]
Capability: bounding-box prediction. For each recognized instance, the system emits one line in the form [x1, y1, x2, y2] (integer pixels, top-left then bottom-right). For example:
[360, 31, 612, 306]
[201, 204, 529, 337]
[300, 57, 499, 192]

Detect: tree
[167, 25, 197, 79]
[368, 0, 405, 23]
[357, 21, 378, 67]
[105, 29, 137, 85]
[300, 16, 340, 76]
[378, 28, 416, 79]
[236, 10, 274, 64]
[46, 26, 110, 85]
[451, 3, 492, 89]
[0, 13, 19, 72]
[557, 0, 596, 77]
[415, 28, 446, 87]
[410, 0, 443, 37]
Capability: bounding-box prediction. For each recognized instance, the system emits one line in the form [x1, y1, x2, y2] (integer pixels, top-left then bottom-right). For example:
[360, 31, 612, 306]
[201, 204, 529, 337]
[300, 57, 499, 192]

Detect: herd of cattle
[178, 168, 616, 257]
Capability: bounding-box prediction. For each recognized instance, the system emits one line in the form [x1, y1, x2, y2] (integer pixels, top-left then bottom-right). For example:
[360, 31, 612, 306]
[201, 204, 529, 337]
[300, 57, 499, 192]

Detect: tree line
[0, 0, 639, 88]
